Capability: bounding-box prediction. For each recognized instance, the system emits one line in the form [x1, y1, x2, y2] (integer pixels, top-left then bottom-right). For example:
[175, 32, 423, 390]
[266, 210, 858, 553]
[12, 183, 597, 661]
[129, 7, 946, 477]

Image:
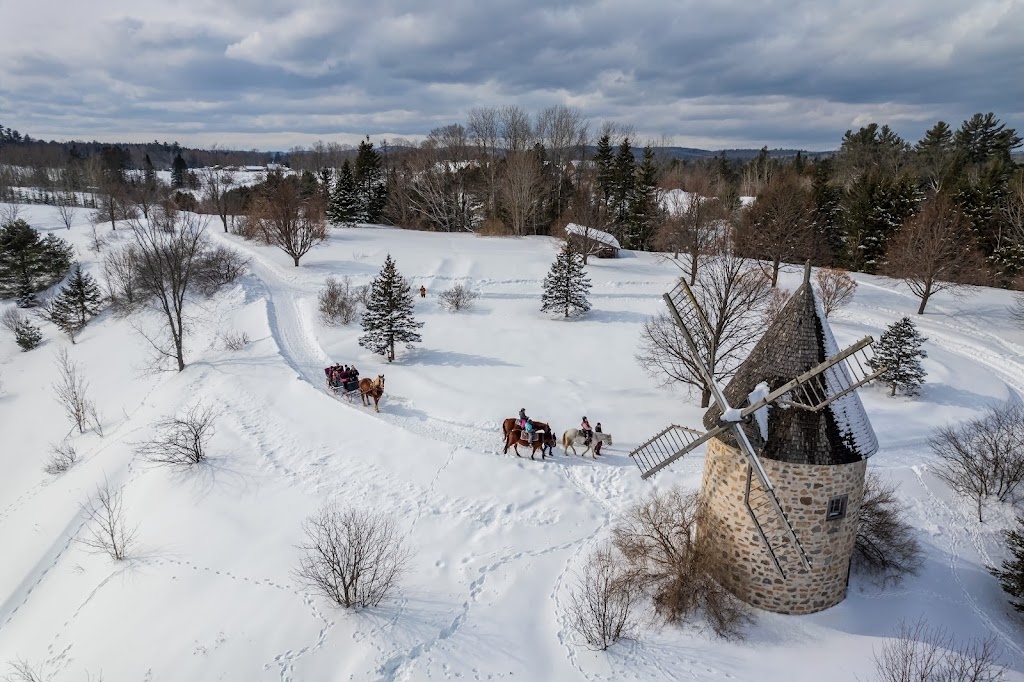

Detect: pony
[504, 421, 555, 460]
[562, 428, 613, 458]
[359, 375, 385, 412]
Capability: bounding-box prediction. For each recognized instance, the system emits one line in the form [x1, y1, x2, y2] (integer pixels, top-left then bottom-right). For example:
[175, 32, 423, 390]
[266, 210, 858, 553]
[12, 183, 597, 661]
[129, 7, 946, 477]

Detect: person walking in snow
[419, 285, 426, 298]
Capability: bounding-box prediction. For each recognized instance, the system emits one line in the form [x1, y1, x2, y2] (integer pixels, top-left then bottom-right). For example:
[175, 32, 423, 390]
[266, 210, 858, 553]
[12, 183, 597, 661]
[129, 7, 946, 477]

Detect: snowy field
[1, 203, 1023, 681]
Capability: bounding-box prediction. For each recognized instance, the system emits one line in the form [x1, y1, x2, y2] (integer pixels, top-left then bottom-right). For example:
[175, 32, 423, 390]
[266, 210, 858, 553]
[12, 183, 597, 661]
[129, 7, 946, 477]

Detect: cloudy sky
[2, 0, 1022, 151]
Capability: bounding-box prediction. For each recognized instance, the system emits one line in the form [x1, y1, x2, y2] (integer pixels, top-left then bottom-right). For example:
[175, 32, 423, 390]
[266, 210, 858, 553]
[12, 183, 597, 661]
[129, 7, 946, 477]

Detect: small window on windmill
[826, 494, 848, 521]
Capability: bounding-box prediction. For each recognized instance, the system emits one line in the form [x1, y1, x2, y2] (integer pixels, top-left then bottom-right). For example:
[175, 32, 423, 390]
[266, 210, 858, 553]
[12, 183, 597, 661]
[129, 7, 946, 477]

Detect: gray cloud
[2, 0, 1021, 150]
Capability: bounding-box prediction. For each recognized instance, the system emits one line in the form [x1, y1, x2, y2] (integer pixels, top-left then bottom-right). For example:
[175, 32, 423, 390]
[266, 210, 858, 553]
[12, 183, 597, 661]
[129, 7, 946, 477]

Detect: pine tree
[0, 219, 74, 299]
[353, 137, 387, 223]
[327, 161, 361, 227]
[868, 317, 928, 396]
[625, 146, 660, 251]
[143, 154, 156, 185]
[541, 239, 592, 318]
[594, 134, 615, 212]
[989, 515, 1024, 613]
[359, 254, 423, 361]
[171, 153, 188, 188]
[13, 316, 42, 350]
[50, 264, 103, 341]
[611, 139, 636, 236]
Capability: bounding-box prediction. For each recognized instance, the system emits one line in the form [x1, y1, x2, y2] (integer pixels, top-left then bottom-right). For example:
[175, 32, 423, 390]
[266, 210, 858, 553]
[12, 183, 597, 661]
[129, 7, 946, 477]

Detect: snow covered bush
[192, 245, 249, 297]
[853, 473, 922, 582]
[318, 275, 361, 325]
[221, 330, 250, 351]
[295, 505, 410, 609]
[988, 515, 1024, 613]
[44, 441, 78, 475]
[80, 479, 136, 561]
[814, 267, 857, 317]
[931, 402, 1024, 522]
[137, 403, 216, 467]
[438, 283, 479, 312]
[612, 486, 751, 639]
[869, 317, 928, 396]
[566, 543, 641, 650]
[872, 618, 1004, 682]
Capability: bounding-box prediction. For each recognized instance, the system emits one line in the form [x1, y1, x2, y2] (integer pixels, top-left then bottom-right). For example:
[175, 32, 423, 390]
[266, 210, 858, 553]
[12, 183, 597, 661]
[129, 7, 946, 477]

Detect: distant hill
[644, 147, 833, 161]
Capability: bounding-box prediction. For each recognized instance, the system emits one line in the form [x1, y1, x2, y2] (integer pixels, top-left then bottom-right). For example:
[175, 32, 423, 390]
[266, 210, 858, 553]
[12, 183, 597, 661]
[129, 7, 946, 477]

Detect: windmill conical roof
[703, 270, 878, 465]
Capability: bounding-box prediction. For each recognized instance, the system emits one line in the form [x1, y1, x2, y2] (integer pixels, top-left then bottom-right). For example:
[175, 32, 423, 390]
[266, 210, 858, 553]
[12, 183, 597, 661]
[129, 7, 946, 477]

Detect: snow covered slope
[1, 204, 1023, 681]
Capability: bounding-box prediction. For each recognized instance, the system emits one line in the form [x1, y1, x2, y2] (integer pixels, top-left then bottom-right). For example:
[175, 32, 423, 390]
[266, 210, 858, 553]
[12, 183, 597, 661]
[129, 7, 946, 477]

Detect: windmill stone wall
[700, 438, 866, 614]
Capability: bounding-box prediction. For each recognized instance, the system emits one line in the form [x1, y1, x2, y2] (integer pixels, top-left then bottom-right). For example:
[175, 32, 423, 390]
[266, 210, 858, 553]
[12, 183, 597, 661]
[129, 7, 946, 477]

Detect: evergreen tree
[50, 264, 103, 341]
[915, 121, 962, 193]
[611, 138, 636, 234]
[0, 219, 74, 299]
[327, 161, 361, 227]
[954, 112, 1022, 165]
[354, 137, 387, 223]
[359, 254, 423, 361]
[840, 171, 919, 272]
[594, 134, 615, 212]
[171, 153, 188, 188]
[13, 316, 42, 351]
[626, 146, 660, 251]
[541, 239, 592, 318]
[143, 153, 156, 185]
[868, 317, 928, 396]
[989, 515, 1024, 613]
[811, 159, 844, 263]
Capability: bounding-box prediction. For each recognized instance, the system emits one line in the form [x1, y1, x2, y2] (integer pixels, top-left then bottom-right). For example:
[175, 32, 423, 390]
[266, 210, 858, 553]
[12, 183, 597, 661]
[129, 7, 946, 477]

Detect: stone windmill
[629, 264, 884, 614]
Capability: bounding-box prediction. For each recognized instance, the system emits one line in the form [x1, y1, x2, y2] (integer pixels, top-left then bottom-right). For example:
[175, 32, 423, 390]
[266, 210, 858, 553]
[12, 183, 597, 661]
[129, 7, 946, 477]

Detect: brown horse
[359, 375, 385, 412]
[503, 421, 555, 459]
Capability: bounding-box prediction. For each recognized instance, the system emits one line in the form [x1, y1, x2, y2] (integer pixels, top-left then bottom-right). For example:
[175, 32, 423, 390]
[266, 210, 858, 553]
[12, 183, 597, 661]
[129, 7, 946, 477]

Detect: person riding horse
[580, 417, 593, 446]
[518, 408, 529, 429]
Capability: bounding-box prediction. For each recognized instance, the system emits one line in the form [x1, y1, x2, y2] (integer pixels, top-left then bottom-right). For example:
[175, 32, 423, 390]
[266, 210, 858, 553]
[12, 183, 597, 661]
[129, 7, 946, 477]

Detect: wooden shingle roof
[704, 268, 878, 465]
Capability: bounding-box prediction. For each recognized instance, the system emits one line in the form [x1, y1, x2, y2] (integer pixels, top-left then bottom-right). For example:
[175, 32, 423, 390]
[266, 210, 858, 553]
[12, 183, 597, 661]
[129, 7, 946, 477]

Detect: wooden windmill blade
[739, 336, 886, 417]
[630, 423, 730, 479]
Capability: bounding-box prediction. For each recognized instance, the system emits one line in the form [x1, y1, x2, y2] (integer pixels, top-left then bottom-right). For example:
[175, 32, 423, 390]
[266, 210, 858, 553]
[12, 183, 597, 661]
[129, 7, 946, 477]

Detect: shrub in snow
[4, 658, 47, 682]
[319, 275, 361, 325]
[80, 478, 137, 561]
[814, 267, 857, 317]
[612, 486, 752, 639]
[989, 515, 1024, 613]
[566, 543, 641, 650]
[438, 283, 479, 312]
[2, 308, 42, 351]
[137, 403, 216, 467]
[359, 254, 422, 362]
[221, 330, 250, 351]
[295, 505, 410, 609]
[930, 402, 1024, 522]
[44, 441, 78, 475]
[192, 245, 249, 297]
[868, 317, 927, 396]
[853, 473, 922, 582]
[872, 618, 1004, 682]
[541, 239, 591, 318]
[52, 348, 94, 434]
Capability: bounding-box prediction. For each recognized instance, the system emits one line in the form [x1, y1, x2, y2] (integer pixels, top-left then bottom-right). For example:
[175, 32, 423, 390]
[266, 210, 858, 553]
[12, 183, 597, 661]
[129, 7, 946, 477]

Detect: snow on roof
[564, 223, 621, 249]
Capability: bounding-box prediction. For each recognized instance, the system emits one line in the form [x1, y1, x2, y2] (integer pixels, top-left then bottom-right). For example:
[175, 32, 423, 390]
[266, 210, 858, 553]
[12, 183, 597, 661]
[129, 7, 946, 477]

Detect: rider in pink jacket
[580, 417, 593, 444]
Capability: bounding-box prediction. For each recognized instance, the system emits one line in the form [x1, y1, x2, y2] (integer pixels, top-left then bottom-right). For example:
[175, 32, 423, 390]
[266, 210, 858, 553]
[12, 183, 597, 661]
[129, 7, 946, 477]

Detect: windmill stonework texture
[700, 271, 878, 614]
[629, 263, 883, 616]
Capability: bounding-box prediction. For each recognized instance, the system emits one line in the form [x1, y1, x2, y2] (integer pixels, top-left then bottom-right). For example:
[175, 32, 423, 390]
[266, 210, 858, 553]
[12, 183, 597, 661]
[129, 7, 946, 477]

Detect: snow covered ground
[1, 204, 1023, 681]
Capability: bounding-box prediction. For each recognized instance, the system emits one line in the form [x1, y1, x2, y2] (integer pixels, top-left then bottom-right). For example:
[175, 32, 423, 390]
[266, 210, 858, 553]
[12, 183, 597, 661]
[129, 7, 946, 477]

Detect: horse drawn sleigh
[325, 364, 385, 412]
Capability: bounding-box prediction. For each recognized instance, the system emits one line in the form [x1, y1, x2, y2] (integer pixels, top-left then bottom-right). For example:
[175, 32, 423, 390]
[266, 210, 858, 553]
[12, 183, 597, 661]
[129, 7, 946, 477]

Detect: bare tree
[44, 441, 78, 475]
[53, 347, 94, 434]
[612, 486, 751, 638]
[931, 402, 1024, 521]
[637, 252, 772, 407]
[137, 403, 216, 467]
[129, 209, 210, 371]
[854, 473, 923, 582]
[0, 203, 23, 225]
[814, 267, 858, 317]
[3, 658, 46, 682]
[566, 543, 642, 650]
[248, 179, 326, 266]
[220, 330, 250, 351]
[101, 244, 141, 312]
[438, 283, 480, 312]
[657, 170, 726, 284]
[405, 130, 483, 232]
[536, 104, 589, 219]
[294, 505, 410, 609]
[467, 106, 501, 218]
[55, 193, 77, 229]
[872, 618, 1005, 682]
[191, 245, 248, 297]
[733, 171, 819, 287]
[500, 150, 543, 235]
[79, 478, 136, 561]
[1001, 170, 1024, 252]
[764, 287, 791, 328]
[498, 104, 533, 155]
[885, 194, 984, 315]
[202, 167, 237, 233]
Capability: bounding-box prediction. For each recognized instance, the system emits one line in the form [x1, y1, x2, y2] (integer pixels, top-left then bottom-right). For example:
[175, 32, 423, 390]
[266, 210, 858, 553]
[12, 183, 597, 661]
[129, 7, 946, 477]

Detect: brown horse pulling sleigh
[501, 418, 556, 459]
[325, 364, 385, 412]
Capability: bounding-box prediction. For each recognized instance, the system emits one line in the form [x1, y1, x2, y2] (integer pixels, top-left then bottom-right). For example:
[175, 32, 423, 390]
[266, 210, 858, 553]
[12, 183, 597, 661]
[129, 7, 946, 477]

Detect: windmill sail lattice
[629, 268, 885, 577]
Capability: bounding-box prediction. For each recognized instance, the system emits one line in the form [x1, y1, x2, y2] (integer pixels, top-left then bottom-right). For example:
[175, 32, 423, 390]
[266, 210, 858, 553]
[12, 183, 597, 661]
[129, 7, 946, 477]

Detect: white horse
[562, 428, 613, 458]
